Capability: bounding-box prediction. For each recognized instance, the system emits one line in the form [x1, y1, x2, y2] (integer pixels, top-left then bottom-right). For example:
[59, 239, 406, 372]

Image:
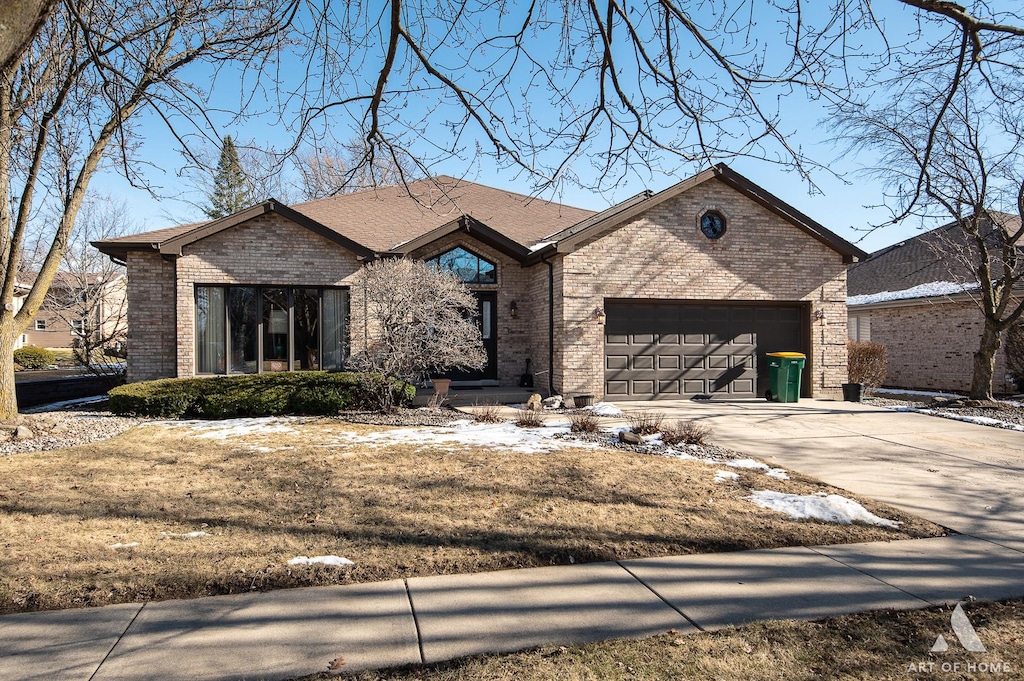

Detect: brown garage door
[604, 300, 809, 399]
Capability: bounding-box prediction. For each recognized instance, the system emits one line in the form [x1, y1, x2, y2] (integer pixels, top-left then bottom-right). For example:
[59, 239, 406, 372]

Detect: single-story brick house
[94, 164, 864, 400]
[847, 212, 1021, 394]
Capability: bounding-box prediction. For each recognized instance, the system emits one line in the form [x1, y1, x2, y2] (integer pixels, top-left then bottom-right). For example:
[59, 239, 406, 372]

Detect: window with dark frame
[194, 285, 348, 375]
[426, 246, 497, 284]
[34, 319, 46, 331]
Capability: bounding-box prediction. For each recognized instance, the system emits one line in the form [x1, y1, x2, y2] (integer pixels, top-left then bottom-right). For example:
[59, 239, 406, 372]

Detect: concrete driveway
[616, 398, 1024, 548]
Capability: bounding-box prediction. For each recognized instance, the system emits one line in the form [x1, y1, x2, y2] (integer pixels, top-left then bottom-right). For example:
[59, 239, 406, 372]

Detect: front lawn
[0, 416, 943, 614]
[325, 598, 1024, 681]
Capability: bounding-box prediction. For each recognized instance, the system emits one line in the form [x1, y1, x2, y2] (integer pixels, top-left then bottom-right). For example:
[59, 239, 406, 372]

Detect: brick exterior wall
[559, 178, 849, 399]
[126, 251, 177, 382]
[852, 300, 1016, 394]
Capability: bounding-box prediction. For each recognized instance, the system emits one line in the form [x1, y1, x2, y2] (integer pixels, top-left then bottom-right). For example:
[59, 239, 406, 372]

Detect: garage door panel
[606, 355, 628, 370]
[658, 355, 680, 370]
[605, 301, 807, 400]
[632, 355, 654, 370]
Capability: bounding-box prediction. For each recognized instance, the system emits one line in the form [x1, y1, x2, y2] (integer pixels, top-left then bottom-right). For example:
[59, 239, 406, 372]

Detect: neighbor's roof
[93, 176, 594, 261]
[847, 211, 1022, 301]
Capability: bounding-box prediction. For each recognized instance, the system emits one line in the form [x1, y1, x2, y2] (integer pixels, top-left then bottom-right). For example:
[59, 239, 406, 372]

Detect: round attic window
[700, 210, 727, 240]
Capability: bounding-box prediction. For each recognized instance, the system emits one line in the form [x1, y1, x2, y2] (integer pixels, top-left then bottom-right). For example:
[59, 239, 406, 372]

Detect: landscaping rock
[618, 430, 642, 445]
[525, 393, 542, 411]
[542, 395, 563, 410]
[13, 425, 34, 440]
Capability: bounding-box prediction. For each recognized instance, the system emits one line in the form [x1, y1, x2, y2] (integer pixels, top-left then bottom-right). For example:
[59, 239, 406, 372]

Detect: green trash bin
[765, 352, 806, 403]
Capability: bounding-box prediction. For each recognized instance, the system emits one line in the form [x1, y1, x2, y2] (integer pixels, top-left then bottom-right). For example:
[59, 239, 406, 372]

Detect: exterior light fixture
[593, 307, 606, 324]
[814, 309, 826, 321]
[510, 300, 518, 319]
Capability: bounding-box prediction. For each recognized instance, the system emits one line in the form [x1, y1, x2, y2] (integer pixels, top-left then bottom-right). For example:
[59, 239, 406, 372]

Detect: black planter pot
[842, 382, 863, 402]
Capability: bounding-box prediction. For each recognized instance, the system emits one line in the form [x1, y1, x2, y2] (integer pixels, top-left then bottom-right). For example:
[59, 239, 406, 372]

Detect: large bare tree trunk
[0, 321, 17, 422]
[970, 323, 1002, 401]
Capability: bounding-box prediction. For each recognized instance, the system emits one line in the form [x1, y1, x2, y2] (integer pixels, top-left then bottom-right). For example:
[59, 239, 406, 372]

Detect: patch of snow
[288, 555, 354, 567]
[21, 395, 109, 414]
[747, 490, 901, 528]
[333, 420, 601, 454]
[714, 470, 739, 483]
[848, 281, 978, 306]
[584, 402, 625, 417]
[109, 542, 139, 549]
[889, 406, 1024, 432]
[873, 387, 962, 399]
[163, 417, 303, 439]
[161, 531, 211, 539]
[724, 458, 789, 479]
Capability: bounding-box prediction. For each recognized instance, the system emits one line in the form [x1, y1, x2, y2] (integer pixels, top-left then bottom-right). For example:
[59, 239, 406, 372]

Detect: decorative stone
[525, 393, 542, 411]
[618, 430, 642, 445]
[542, 395, 563, 410]
[13, 425, 34, 440]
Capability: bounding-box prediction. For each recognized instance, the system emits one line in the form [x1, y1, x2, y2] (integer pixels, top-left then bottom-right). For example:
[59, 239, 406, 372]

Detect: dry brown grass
[514, 409, 544, 428]
[568, 411, 601, 433]
[471, 402, 505, 423]
[0, 418, 942, 615]
[328, 599, 1024, 681]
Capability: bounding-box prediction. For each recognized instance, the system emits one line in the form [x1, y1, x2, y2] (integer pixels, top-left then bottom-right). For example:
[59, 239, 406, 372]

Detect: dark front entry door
[448, 291, 498, 383]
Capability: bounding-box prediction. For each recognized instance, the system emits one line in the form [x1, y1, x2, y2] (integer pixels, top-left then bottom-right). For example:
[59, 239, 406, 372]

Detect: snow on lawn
[288, 555, 354, 567]
[747, 490, 901, 528]
[333, 420, 601, 454]
[890, 406, 1024, 432]
[21, 395, 109, 413]
[848, 281, 977, 306]
[109, 542, 139, 549]
[162, 417, 304, 439]
[725, 458, 790, 480]
[161, 531, 211, 539]
[714, 470, 740, 483]
[584, 402, 625, 417]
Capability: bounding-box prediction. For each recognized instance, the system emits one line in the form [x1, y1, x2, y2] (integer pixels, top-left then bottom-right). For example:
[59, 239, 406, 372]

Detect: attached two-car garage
[604, 300, 810, 400]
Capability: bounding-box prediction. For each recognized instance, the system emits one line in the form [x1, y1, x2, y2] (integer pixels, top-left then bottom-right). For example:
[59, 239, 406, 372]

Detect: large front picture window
[195, 285, 348, 374]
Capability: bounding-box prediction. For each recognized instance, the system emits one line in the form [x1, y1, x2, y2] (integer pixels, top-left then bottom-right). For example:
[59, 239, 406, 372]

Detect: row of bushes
[108, 371, 415, 418]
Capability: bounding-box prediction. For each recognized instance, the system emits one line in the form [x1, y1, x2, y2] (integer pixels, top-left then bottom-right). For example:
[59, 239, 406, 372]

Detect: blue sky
[87, 2, 948, 254]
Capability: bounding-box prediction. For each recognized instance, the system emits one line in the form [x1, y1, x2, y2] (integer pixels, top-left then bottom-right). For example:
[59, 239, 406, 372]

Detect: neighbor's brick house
[847, 212, 1021, 394]
[95, 164, 864, 400]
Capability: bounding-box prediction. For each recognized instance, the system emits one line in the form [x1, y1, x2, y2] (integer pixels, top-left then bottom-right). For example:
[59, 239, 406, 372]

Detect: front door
[448, 291, 498, 383]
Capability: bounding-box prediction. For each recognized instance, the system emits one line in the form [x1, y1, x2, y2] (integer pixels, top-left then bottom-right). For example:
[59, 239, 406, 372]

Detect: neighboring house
[18, 272, 128, 353]
[94, 164, 864, 400]
[847, 212, 1021, 394]
[11, 281, 30, 350]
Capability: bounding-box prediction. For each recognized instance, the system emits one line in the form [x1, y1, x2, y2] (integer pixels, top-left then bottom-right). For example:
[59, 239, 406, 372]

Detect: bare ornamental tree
[348, 258, 486, 411]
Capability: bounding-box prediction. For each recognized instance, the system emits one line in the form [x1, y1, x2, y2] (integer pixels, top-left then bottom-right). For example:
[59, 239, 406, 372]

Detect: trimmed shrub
[569, 411, 600, 433]
[13, 345, 56, 369]
[847, 340, 888, 387]
[515, 409, 544, 428]
[661, 420, 713, 446]
[627, 409, 664, 436]
[108, 371, 415, 418]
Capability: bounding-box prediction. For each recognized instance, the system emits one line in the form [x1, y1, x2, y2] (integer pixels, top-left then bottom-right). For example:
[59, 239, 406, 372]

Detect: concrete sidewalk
[2, 534, 1022, 681]
[3, 398, 1024, 680]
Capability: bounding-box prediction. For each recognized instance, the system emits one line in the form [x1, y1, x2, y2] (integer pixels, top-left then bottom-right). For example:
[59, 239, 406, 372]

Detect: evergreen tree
[205, 136, 252, 219]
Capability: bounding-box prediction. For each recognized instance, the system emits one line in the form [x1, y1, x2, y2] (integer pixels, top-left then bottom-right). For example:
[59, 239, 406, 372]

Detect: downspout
[542, 254, 557, 397]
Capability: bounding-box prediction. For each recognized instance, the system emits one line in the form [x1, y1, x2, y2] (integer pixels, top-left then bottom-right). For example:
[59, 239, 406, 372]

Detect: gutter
[542, 254, 557, 397]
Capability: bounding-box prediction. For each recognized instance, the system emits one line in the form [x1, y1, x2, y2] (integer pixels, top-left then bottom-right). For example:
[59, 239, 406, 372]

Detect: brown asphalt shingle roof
[96, 176, 595, 255]
[847, 211, 1021, 298]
